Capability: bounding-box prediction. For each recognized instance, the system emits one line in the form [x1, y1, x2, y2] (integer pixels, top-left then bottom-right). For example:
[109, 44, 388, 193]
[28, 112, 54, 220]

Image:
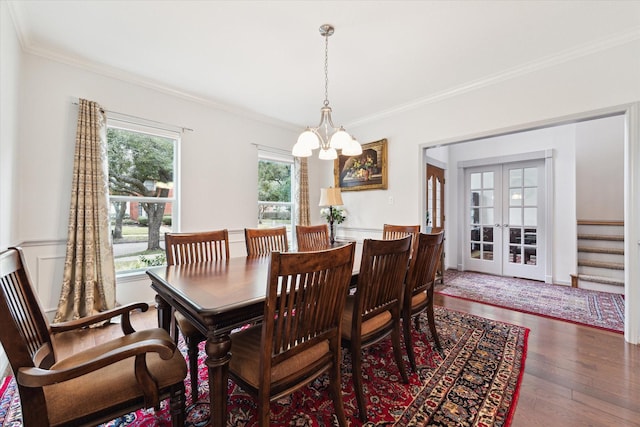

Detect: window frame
[107, 117, 181, 276]
[257, 149, 296, 243]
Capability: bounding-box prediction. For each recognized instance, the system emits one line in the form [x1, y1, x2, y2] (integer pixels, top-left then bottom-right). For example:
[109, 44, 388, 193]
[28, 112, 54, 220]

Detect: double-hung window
[257, 149, 295, 243]
[107, 118, 179, 274]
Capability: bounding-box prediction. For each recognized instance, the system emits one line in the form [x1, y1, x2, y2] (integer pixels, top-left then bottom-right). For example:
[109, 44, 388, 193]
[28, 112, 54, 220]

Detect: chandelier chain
[324, 32, 329, 107]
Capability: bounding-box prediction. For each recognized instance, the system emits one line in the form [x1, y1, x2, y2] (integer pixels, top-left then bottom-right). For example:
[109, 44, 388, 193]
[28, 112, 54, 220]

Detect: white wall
[15, 52, 303, 310]
[575, 115, 625, 220]
[0, 1, 20, 249]
[0, 0, 22, 377]
[324, 39, 640, 343]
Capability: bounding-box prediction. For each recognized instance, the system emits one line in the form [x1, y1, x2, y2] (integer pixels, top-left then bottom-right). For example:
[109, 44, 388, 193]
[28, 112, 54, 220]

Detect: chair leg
[403, 311, 418, 372]
[330, 360, 348, 427]
[169, 382, 186, 427]
[187, 339, 199, 403]
[391, 321, 409, 383]
[351, 344, 368, 422]
[426, 303, 442, 350]
[257, 390, 270, 427]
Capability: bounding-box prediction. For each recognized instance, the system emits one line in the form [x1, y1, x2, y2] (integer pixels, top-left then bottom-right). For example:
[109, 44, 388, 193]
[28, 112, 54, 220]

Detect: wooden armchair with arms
[382, 223, 420, 258]
[341, 236, 412, 422]
[228, 243, 356, 427]
[402, 232, 445, 372]
[244, 226, 289, 256]
[0, 247, 187, 427]
[164, 229, 229, 402]
[295, 224, 330, 251]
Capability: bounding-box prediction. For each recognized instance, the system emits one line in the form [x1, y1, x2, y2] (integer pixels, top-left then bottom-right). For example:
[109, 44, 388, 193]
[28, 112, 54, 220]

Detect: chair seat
[230, 325, 330, 388]
[340, 296, 392, 340]
[411, 290, 428, 308]
[175, 310, 203, 339]
[45, 328, 187, 426]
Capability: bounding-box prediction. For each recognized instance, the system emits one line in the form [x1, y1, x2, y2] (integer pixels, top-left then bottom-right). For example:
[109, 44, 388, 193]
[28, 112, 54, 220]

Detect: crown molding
[25, 44, 300, 132]
[348, 26, 640, 128]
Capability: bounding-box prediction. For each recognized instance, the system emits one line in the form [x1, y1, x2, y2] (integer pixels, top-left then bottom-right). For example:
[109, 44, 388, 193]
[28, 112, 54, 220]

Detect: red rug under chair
[0, 306, 528, 426]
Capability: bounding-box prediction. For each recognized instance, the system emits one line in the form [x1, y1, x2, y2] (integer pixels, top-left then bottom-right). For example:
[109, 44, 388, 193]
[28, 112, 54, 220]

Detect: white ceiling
[6, 0, 640, 128]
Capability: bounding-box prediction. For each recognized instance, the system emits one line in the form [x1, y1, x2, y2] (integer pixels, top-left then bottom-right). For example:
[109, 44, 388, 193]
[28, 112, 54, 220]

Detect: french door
[464, 160, 545, 281]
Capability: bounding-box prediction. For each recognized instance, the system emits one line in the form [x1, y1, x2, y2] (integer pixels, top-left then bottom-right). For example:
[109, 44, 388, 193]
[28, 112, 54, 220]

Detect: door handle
[503, 224, 509, 227]
[495, 224, 501, 227]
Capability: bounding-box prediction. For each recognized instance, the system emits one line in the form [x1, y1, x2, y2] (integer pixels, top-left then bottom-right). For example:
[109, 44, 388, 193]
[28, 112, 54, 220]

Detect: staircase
[572, 220, 624, 293]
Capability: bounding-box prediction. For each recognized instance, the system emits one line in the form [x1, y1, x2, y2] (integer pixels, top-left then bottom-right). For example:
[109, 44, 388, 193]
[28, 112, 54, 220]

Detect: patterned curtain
[54, 99, 116, 322]
[295, 156, 310, 226]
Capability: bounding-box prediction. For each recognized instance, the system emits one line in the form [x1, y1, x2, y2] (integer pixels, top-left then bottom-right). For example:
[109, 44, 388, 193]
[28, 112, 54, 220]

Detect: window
[107, 119, 179, 274]
[257, 150, 295, 243]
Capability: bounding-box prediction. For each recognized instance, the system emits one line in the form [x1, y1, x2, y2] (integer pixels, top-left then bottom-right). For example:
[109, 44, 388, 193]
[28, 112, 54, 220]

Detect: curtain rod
[71, 100, 194, 133]
[251, 143, 292, 156]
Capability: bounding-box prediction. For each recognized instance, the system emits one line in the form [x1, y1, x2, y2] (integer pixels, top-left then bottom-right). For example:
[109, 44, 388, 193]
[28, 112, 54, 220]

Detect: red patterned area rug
[0, 307, 528, 426]
[437, 270, 624, 333]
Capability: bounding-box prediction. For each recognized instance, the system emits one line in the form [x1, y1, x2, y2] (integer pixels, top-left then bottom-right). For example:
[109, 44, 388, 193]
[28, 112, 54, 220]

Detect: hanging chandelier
[292, 24, 362, 160]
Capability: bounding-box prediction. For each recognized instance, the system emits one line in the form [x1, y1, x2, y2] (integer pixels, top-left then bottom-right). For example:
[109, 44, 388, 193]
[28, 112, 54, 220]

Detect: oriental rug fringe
[0, 306, 528, 426]
[437, 270, 624, 333]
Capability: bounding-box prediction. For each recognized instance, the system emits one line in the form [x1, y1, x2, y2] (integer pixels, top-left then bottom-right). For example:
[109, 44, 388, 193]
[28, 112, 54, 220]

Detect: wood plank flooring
[52, 296, 640, 427]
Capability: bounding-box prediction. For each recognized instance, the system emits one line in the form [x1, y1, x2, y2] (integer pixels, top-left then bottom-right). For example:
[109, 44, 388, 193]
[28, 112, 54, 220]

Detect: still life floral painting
[334, 138, 388, 191]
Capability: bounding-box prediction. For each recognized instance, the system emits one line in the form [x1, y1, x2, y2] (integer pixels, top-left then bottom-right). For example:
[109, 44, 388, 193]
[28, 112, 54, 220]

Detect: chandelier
[292, 24, 362, 160]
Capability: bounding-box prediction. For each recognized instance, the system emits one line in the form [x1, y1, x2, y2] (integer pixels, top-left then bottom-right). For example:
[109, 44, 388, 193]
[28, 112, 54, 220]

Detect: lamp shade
[319, 187, 343, 207]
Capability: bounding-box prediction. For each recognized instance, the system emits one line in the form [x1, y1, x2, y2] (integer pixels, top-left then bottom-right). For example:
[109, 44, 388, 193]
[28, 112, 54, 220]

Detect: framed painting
[334, 138, 388, 191]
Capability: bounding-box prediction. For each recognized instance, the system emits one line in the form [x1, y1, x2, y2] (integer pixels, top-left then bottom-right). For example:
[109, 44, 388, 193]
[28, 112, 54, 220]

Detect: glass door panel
[465, 160, 545, 281]
[465, 166, 502, 275]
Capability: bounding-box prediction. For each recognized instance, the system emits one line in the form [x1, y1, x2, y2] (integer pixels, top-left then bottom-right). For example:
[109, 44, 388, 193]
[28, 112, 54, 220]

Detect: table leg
[205, 335, 232, 427]
[155, 294, 172, 332]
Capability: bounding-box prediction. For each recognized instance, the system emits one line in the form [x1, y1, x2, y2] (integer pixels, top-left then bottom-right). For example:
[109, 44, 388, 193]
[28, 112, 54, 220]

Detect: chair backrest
[259, 243, 355, 385]
[244, 226, 289, 256]
[405, 232, 445, 299]
[382, 224, 420, 258]
[353, 236, 412, 325]
[165, 229, 230, 265]
[296, 224, 331, 251]
[0, 247, 56, 413]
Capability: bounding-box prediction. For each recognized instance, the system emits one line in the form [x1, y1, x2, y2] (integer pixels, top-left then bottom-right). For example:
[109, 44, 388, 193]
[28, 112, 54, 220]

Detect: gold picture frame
[334, 138, 388, 191]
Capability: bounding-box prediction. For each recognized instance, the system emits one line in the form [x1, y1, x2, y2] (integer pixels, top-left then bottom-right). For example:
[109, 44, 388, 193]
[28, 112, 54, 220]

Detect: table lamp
[319, 187, 343, 244]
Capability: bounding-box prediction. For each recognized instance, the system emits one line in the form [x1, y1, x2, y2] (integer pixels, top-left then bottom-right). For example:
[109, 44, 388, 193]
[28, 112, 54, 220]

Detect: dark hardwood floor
[53, 296, 640, 427]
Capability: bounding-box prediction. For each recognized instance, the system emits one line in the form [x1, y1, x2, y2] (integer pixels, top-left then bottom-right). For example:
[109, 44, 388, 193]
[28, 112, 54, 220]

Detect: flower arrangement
[320, 207, 347, 224]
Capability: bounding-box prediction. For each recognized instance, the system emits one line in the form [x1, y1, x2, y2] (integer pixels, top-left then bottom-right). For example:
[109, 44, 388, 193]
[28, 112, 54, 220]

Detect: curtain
[295, 156, 310, 226]
[54, 99, 116, 322]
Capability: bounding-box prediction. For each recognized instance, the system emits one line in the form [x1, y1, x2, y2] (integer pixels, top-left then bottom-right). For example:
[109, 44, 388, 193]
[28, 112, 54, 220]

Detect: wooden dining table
[146, 243, 360, 427]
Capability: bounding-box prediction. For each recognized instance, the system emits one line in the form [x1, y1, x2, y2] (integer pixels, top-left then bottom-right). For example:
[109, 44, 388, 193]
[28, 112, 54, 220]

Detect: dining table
[146, 242, 360, 427]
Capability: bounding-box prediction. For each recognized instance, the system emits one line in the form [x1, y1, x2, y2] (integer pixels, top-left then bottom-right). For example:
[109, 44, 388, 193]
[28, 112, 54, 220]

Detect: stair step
[578, 260, 624, 270]
[577, 246, 624, 255]
[577, 234, 624, 241]
[578, 274, 625, 287]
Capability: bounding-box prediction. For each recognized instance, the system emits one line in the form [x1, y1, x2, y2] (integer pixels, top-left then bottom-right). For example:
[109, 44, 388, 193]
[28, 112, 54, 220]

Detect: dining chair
[0, 247, 187, 427]
[402, 232, 445, 371]
[295, 224, 331, 251]
[341, 236, 412, 422]
[244, 226, 289, 256]
[164, 229, 229, 403]
[382, 223, 420, 258]
[228, 243, 356, 427]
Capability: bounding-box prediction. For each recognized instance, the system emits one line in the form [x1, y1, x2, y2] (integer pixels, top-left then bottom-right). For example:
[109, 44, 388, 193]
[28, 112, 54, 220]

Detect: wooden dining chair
[295, 224, 331, 251]
[228, 243, 356, 427]
[382, 223, 420, 258]
[402, 232, 445, 371]
[0, 247, 187, 427]
[341, 236, 412, 422]
[244, 226, 289, 256]
[164, 229, 229, 402]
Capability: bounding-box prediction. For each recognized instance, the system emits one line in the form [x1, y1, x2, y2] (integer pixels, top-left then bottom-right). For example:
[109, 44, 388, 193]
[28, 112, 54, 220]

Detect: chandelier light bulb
[318, 147, 338, 160]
